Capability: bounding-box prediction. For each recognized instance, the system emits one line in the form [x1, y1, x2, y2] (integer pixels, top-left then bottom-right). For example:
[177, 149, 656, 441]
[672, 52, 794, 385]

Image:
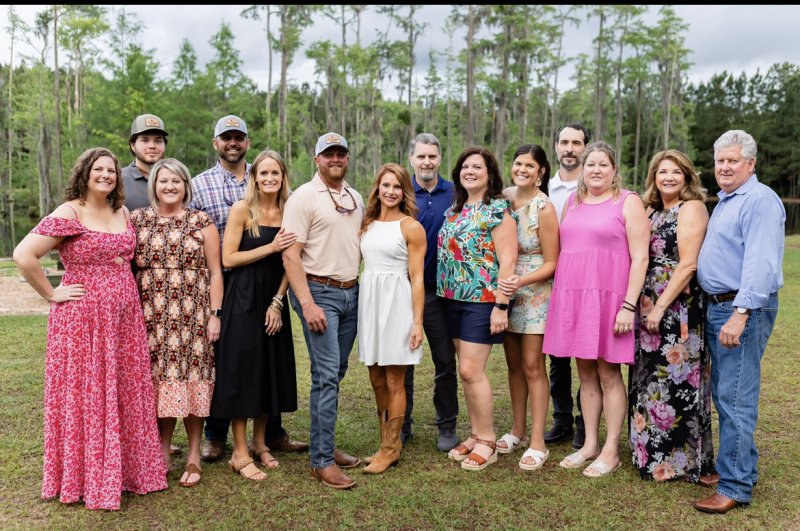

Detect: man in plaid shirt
[191, 114, 308, 462]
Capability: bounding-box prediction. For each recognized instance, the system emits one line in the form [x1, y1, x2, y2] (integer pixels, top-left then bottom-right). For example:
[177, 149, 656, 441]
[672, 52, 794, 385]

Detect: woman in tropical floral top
[438, 146, 518, 471]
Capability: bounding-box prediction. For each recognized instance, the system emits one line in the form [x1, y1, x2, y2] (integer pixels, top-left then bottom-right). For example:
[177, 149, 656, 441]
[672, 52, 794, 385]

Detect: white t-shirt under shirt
[548, 170, 579, 224]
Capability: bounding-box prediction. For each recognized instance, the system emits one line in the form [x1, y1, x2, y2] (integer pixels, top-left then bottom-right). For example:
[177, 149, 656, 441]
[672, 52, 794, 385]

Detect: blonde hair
[642, 149, 707, 210]
[362, 163, 418, 232]
[147, 158, 193, 208]
[574, 141, 623, 205]
[243, 150, 291, 237]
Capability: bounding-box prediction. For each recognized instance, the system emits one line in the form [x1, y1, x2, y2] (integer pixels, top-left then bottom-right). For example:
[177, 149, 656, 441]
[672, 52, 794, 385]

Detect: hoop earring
[535, 178, 542, 187]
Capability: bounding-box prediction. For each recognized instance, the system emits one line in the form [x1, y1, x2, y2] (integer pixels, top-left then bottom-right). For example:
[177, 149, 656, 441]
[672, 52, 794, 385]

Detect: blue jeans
[706, 293, 778, 503]
[290, 281, 359, 469]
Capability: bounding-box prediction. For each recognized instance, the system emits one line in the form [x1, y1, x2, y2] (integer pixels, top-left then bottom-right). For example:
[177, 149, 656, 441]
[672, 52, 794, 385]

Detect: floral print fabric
[628, 204, 715, 482]
[132, 207, 215, 418]
[508, 192, 552, 334]
[437, 198, 510, 302]
[32, 215, 167, 510]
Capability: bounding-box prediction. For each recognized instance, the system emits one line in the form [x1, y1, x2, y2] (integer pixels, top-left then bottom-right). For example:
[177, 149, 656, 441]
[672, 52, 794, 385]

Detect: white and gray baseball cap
[315, 132, 349, 156]
[214, 115, 248, 137]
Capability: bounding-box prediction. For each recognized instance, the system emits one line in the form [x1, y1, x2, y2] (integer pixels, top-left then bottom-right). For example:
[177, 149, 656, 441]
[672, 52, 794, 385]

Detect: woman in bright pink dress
[542, 141, 649, 478]
[13, 147, 167, 510]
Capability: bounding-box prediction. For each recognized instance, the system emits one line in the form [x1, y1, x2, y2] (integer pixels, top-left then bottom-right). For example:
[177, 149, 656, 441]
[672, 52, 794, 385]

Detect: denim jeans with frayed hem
[706, 292, 778, 503]
[290, 282, 359, 469]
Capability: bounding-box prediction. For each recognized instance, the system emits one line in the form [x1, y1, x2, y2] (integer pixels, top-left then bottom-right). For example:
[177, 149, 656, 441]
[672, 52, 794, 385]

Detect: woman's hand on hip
[49, 283, 86, 303]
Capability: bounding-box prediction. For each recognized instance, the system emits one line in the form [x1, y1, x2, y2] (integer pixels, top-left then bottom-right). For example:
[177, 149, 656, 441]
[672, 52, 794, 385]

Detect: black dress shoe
[572, 429, 586, 449]
[544, 424, 574, 444]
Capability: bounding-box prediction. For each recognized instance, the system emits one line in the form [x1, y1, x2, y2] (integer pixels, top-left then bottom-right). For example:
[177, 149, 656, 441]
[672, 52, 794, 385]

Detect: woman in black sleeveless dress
[211, 150, 299, 481]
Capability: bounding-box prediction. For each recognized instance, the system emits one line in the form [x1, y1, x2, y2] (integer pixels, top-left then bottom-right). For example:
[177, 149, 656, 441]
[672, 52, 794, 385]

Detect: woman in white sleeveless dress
[358, 163, 426, 474]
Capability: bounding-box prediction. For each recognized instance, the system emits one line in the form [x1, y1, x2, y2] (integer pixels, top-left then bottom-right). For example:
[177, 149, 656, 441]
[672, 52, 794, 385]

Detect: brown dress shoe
[311, 464, 356, 490]
[267, 434, 309, 453]
[692, 493, 745, 514]
[200, 439, 225, 462]
[334, 448, 362, 469]
[698, 473, 721, 487]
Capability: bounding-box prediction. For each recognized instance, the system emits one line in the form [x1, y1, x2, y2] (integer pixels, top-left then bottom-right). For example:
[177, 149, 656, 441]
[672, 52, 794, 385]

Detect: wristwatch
[735, 306, 751, 316]
[494, 302, 509, 311]
[212, 308, 222, 318]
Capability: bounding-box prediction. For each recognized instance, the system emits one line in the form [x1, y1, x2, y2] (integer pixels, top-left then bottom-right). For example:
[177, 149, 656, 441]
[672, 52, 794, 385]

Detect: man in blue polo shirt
[693, 129, 785, 514]
[402, 133, 459, 452]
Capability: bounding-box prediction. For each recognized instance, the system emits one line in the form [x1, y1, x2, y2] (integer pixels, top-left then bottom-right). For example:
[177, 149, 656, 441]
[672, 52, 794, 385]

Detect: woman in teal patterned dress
[439, 146, 518, 471]
[628, 149, 716, 483]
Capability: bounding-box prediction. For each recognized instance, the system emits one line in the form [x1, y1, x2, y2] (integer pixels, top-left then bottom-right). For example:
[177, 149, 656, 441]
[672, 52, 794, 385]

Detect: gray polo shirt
[122, 161, 151, 211]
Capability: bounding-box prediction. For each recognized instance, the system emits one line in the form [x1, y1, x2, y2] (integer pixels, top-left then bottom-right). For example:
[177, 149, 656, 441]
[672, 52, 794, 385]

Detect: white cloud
[2, 5, 799, 95]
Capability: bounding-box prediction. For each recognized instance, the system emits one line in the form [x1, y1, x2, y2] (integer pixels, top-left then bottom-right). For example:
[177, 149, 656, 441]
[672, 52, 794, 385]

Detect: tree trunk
[465, 5, 477, 146]
[592, 9, 606, 142]
[53, 5, 64, 198]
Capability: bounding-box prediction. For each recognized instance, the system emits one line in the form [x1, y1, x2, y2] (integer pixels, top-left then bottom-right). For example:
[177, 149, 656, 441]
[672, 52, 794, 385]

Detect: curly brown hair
[362, 163, 418, 232]
[64, 147, 125, 211]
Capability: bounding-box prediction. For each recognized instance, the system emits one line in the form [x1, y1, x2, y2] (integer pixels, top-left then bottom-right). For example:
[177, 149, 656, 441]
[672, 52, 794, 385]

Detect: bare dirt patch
[0, 276, 51, 316]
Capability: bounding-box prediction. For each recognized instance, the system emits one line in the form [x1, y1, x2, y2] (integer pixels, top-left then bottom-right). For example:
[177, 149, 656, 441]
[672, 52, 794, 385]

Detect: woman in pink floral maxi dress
[13, 147, 167, 510]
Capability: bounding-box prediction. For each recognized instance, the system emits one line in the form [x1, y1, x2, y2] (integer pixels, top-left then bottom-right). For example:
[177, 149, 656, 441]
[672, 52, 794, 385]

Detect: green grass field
[1, 237, 799, 529]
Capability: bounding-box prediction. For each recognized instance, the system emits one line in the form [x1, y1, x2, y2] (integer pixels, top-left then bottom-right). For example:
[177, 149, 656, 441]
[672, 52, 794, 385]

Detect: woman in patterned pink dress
[132, 158, 223, 488]
[13, 147, 167, 510]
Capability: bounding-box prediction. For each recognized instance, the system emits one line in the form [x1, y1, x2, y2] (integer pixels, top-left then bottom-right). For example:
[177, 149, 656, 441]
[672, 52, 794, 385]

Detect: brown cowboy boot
[363, 415, 403, 474]
[363, 410, 386, 465]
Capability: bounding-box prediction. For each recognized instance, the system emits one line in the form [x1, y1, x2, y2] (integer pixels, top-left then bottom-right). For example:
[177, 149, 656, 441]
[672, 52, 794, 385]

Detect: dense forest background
[1, 4, 799, 255]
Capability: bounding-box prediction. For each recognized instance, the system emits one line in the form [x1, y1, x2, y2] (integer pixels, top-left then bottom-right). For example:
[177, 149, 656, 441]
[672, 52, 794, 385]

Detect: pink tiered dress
[542, 191, 636, 364]
[32, 214, 167, 510]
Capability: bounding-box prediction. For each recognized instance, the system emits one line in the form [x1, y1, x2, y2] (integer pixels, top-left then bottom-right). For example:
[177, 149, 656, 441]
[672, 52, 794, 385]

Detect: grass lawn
[1, 236, 799, 529]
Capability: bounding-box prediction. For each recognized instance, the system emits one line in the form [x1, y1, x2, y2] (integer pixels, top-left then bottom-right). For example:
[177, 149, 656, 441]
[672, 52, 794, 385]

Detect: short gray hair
[148, 158, 193, 208]
[408, 133, 441, 157]
[714, 129, 757, 160]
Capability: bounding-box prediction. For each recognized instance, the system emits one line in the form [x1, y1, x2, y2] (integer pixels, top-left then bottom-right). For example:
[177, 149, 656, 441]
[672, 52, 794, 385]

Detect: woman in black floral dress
[628, 150, 716, 482]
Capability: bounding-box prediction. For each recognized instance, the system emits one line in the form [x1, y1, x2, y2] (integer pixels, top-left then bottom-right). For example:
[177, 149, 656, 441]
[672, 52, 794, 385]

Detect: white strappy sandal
[519, 448, 549, 471]
[496, 433, 528, 454]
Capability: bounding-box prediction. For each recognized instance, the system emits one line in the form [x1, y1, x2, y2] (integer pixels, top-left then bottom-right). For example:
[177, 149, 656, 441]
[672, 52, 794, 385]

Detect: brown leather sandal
[179, 463, 201, 487]
[249, 445, 280, 469]
[448, 433, 477, 462]
[228, 457, 267, 481]
[461, 438, 497, 471]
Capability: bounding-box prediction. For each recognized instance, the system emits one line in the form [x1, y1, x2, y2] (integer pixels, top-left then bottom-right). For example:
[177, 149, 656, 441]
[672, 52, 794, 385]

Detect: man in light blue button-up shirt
[694, 130, 785, 515]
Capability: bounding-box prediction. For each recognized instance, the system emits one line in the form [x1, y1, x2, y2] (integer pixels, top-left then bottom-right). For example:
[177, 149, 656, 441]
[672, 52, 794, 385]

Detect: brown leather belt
[307, 274, 357, 289]
[707, 290, 738, 304]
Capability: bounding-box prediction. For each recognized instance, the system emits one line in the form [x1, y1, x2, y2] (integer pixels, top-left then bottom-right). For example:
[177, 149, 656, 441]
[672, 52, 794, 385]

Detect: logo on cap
[225, 118, 241, 128]
[326, 134, 341, 145]
[144, 117, 161, 127]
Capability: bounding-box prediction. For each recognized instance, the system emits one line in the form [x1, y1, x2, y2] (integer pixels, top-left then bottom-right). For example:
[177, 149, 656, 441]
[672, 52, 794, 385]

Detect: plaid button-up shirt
[189, 160, 251, 242]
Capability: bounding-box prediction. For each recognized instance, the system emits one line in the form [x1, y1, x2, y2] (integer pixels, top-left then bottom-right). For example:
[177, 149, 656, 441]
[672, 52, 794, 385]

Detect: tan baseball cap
[130, 114, 168, 138]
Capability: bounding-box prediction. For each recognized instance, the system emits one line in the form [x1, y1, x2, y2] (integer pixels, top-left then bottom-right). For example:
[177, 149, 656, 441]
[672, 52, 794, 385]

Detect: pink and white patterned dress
[32, 214, 167, 510]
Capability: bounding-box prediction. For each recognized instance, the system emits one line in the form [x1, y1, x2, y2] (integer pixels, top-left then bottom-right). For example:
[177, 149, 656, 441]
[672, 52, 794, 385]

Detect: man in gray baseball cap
[123, 113, 169, 211]
[214, 115, 248, 137]
[315, 132, 349, 156]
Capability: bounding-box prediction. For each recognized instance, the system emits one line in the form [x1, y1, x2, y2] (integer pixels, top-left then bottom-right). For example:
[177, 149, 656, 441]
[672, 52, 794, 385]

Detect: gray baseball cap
[214, 115, 248, 137]
[315, 132, 349, 156]
[130, 114, 168, 138]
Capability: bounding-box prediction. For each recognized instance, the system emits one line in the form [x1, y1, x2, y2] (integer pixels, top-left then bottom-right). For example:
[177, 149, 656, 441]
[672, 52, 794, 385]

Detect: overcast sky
[3, 5, 800, 96]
